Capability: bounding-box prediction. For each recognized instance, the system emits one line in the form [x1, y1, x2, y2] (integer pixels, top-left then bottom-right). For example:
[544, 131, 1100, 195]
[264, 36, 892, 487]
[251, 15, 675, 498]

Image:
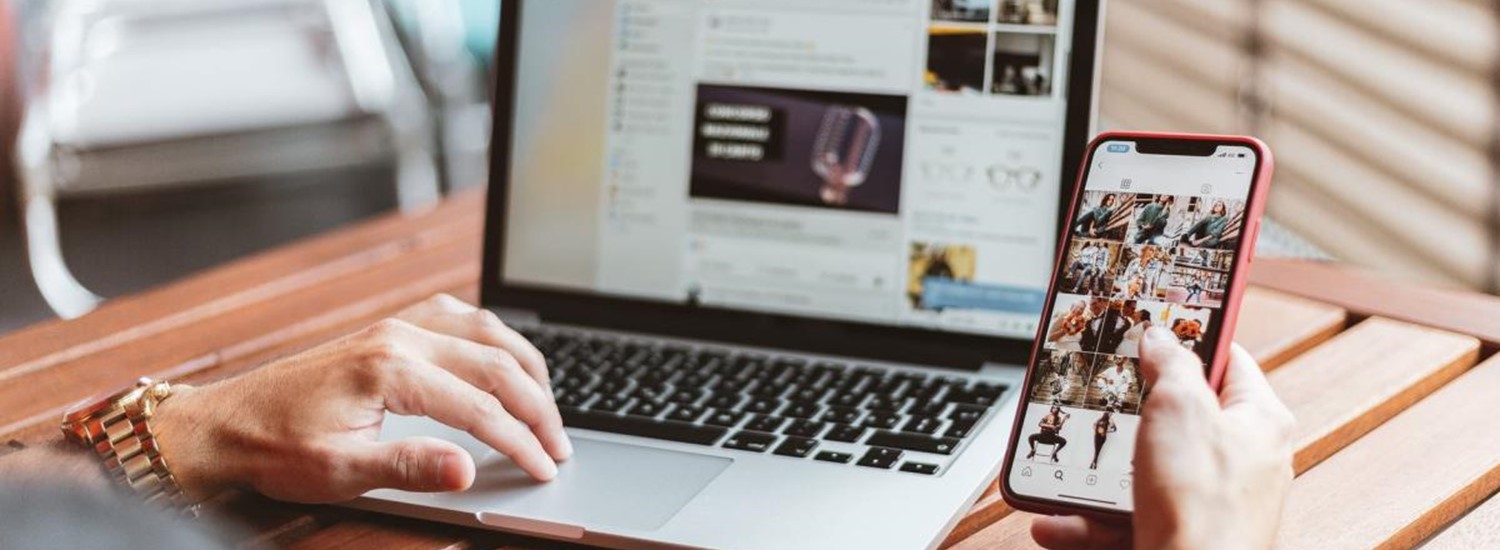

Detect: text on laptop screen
[502, 0, 1078, 339]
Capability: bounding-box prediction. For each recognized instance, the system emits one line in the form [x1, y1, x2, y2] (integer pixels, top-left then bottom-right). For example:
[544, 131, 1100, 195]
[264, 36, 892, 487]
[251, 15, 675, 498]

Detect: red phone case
[998, 131, 1276, 520]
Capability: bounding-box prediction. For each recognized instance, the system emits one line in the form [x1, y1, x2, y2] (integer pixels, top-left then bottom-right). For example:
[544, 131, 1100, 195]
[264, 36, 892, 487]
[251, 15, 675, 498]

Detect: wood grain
[1422, 492, 1500, 549]
[0, 237, 481, 439]
[1235, 287, 1348, 370]
[943, 320, 1482, 550]
[943, 290, 1353, 545]
[2, 188, 1497, 550]
[284, 519, 472, 550]
[1268, 318, 1480, 472]
[1275, 354, 1500, 550]
[0, 190, 482, 381]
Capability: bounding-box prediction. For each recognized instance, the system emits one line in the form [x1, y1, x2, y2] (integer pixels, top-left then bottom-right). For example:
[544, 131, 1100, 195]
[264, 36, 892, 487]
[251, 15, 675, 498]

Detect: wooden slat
[1423, 492, 1500, 549]
[942, 493, 1015, 548]
[943, 289, 1351, 545]
[284, 518, 473, 550]
[1235, 287, 1347, 370]
[0, 190, 483, 380]
[947, 320, 1480, 549]
[0, 237, 481, 439]
[1276, 354, 1500, 549]
[1268, 318, 1480, 473]
[1251, 259, 1500, 351]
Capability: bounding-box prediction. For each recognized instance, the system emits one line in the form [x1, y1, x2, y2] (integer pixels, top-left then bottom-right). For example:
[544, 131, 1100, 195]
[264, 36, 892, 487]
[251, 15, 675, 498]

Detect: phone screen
[1004, 138, 1260, 513]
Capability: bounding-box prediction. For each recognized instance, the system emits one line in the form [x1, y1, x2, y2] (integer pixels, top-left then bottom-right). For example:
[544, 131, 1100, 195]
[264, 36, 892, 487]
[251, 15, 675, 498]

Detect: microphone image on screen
[811, 105, 882, 206]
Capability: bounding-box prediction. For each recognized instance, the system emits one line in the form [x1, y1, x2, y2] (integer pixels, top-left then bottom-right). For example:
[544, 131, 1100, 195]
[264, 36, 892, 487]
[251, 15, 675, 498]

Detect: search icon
[1053, 470, 1064, 481]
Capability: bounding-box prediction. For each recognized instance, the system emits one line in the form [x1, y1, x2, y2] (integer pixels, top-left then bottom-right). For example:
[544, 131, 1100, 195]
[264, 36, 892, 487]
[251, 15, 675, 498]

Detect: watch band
[61, 378, 195, 514]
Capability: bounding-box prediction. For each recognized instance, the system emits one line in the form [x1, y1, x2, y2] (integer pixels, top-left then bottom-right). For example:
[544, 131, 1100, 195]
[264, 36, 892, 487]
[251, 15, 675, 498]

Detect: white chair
[14, 0, 440, 317]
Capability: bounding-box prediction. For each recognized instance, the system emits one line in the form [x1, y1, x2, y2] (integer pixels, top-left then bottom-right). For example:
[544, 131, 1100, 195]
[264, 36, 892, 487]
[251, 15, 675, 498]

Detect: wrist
[153, 384, 239, 502]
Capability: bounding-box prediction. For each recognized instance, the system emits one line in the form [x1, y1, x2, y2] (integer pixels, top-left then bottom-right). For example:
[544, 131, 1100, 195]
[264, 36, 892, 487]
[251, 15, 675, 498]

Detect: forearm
[0, 439, 114, 491]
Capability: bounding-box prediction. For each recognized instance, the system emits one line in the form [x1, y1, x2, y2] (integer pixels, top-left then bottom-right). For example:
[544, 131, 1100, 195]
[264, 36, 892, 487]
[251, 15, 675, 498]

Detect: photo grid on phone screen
[1022, 189, 1245, 470]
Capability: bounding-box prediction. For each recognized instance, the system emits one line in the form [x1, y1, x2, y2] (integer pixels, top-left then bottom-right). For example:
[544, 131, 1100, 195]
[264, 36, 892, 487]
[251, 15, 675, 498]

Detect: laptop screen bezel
[481, 0, 1104, 370]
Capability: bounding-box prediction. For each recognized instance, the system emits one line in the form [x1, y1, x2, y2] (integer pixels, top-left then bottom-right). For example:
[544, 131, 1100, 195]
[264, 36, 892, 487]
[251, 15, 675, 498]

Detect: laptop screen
[501, 0, 1081, 340]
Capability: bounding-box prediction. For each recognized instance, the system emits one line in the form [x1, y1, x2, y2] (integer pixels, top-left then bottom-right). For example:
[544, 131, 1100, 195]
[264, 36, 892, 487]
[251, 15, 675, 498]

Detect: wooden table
[4, 189, 1500, 549]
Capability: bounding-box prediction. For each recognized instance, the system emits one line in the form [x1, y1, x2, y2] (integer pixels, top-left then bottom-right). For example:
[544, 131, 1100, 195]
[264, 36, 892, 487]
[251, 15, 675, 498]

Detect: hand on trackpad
[378, 414, 731, 532]
[473, 437, 732, 532]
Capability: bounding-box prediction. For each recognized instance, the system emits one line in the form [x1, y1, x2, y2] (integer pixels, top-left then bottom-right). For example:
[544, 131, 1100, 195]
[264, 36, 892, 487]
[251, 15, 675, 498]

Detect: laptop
[355, 1, 1101, 548]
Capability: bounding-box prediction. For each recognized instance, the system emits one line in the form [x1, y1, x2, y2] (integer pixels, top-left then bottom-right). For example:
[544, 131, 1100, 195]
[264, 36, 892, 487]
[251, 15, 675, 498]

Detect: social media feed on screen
[1009, 141, 1256, 512]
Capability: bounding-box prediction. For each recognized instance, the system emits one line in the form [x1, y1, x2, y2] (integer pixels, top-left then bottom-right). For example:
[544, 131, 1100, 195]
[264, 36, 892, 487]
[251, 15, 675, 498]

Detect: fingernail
[559, 435, 575, 460]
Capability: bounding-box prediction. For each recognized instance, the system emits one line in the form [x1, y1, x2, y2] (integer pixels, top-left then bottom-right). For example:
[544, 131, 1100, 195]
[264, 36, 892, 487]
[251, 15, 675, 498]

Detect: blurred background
[0, 0, 1496, 335]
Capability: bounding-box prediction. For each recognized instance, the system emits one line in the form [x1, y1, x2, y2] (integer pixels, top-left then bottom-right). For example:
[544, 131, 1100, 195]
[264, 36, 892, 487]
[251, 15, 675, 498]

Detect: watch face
[63, 378, 151, 421]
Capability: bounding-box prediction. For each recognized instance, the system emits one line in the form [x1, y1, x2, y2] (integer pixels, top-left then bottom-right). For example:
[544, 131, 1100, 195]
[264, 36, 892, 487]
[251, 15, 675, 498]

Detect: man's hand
[152, 294, 572, 504]
[1031, 327, 1295, 550]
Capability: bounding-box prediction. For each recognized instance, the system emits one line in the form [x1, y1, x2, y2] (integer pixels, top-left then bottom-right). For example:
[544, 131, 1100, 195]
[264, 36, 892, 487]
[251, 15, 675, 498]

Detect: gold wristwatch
[61, 377, 195, 514]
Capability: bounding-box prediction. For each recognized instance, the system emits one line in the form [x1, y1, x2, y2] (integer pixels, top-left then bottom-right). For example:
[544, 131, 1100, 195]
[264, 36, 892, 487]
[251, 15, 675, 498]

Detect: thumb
[1139, 327, 1208, 388]
[347, 436, 477, 494]
[1138, 327, 1217, 414]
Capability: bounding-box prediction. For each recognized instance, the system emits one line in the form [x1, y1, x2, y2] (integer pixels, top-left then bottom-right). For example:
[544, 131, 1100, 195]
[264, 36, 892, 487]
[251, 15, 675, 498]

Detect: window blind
[1096, 0, 1500, 290]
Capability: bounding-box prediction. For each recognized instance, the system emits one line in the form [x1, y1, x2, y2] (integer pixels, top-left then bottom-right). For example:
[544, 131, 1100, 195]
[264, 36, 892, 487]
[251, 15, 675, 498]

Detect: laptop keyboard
[521, 327, 1008, 475]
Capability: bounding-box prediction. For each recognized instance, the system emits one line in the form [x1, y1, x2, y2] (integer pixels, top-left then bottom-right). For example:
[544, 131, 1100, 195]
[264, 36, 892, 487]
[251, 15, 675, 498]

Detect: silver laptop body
[351, 1, 1102, 548]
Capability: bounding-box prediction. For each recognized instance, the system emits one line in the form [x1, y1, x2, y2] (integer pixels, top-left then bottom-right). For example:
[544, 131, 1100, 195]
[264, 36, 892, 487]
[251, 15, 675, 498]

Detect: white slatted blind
[1096, 0, 1500, 290]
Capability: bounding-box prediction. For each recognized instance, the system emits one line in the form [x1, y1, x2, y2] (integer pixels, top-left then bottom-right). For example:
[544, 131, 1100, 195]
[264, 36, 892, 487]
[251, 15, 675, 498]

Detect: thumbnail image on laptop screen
[501, 0, 1079, 340]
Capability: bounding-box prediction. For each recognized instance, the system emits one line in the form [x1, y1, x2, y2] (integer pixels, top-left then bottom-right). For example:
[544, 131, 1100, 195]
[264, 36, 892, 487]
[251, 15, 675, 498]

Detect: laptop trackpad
[472, 437, 731, 533]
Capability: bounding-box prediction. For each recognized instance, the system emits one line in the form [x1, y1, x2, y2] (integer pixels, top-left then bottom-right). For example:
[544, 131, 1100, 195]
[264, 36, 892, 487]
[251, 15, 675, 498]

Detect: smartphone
[999, 132, 1274, 518]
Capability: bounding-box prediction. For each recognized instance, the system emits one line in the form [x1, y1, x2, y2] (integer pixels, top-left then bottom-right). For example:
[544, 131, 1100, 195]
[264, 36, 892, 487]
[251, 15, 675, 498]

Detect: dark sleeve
[0, 482, 237, 550]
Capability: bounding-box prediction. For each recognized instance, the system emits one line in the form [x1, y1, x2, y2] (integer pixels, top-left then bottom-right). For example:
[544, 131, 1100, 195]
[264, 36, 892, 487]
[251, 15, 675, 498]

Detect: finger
[1138, 327, 1217, 408]
[344, 436, 476, 494]
[1031, 515, 1130, 550]
[1218, 343, 1277, 409]
[399, 296, 551, 390]
[394, 324, 572, 461]
[382, 358, 559, 481]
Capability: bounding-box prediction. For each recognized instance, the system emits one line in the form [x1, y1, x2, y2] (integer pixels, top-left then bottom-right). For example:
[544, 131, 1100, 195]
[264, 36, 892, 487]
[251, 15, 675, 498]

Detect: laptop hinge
[489, 307, 540, 326]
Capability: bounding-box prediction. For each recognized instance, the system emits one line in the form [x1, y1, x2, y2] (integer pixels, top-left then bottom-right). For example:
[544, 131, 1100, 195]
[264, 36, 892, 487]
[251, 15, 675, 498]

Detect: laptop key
[814, 450, 854, 464]
[557, 392, 591, 408]
[745, 397, 784, 415]
[773, 436, 819, 458]
[900, 462, 939, 475]
[948, 404, 987, 422]
[857, 446, 903, 469]
[783, 419, 828, 438]
[668, 404, 707, 423]
[946, 418, 979, 439]
[723, 431, 778, 453]
[668, 388, 705, 405]
[824, 423, 867, 443]
[860, 411, 902, 430]
[865, 431, 961, 455]
[705, 409, 748, 428]
[561, 409, 727, 445]
[821, 406, 861, 424]
[746, 415, 787, 433]
[902, 415, 942, 435]
[708, 392, 744, 410]
[784, 402, 823, 419]
[909, 401, 949, 417]
[627, 400, 666, 418]
[593, 396, 630, 413]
